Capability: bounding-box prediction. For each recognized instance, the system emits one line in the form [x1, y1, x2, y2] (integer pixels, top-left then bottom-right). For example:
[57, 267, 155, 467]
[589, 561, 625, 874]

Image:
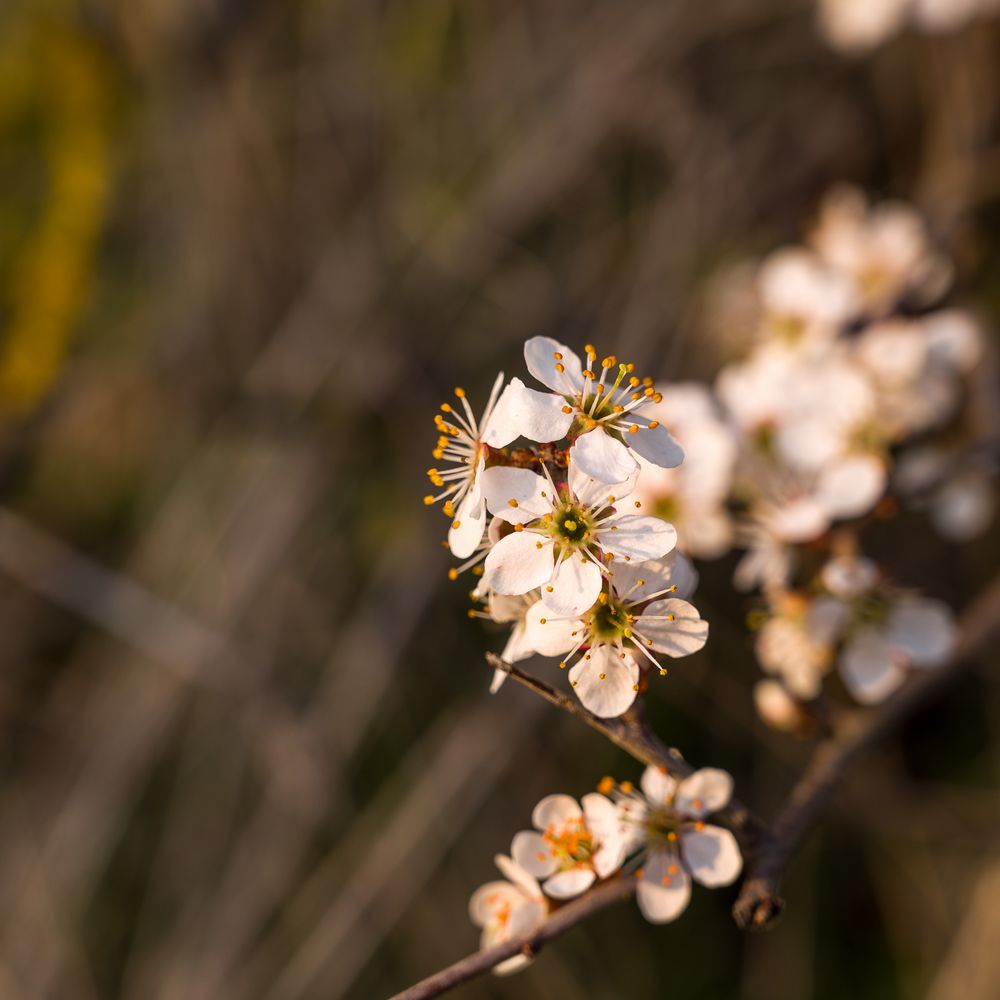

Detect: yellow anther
[648, 420, 660, 429]
[539, 618, 547, 625]
[634, 501, 642, 508]
[620, 781, 634, 794]
[613, 405, 625, 413]
[602, 356, 616, 368]
[545, 585, 553, 592]
[535, 541, 543, 549]
[644, 388, 655, 398]
[627, 363, 635, 372]
[629, 424, 639, 433]
[598, 593, 608, 604]
[631, 392, 643, 401]
[563, 519, 577, 530]
[448, 568, 458, 580]
[667, 614, 675, 622]
[443, 500, 455, 517]
[668, 863, 679, 876]
[595, 384, 605, 394]
[598, 673, 606, 680]
[561, 405, 573, 414]
[666, 830, 677, 841]
[514, 523, 524, 532]
[472, 566, 484, 576]
[646, 639, 653, 647]
[585, 343, 596, 355]
[508, 498, 519, 508]
[607, 495, 616, 503]
[597, 776, 615, 794]
[452, 520, 461, 529]
[440, 403, 452, 412]
[659, 667, 668, 676]
[694, 820, 705, 832]
[423, 495, 435, 505]
[643, 376, 654, 387]
[454, 387, 466, 398]
[559, 661, 567, 669]
[632, 683, 639, 691]
[583, 369, 596, 379]
[670, 584, 677, 592]
[466, 609, 477, 618]
[610, 525, 618, 532]
[555, 363, 565, 373]
[637, 579, 645, 586]
[636, 868, 645, 879]
[553, 352, 563, 360]
[653, 393, 663, 403]
[629, 377, 641, 387]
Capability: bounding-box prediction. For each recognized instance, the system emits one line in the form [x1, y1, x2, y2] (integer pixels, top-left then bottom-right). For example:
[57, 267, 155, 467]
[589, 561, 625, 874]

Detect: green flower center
[587, 596, 632, 642]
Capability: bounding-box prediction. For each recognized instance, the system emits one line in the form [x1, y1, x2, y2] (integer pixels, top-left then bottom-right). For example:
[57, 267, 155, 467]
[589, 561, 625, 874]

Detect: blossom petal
[815, 454, 886, 520]
[481, 466, 552, 524]
[636, 849, 691, 924]
[490, 899, 547, 974]
[543, 868, 596, 900]
[628, 417, 685, 469]
[637, 599, 708, 657]
[639, 766, 678, 806]
[582, 793, 627, 878]
[494, 854, 543, 899]
[500, 621, 536, 665]
[469, 880, 523, 927]
[531, 793, 583, 831]
[885, 599, 955, 667]
[674, 768, 734, 818]
[447, 469, 487, 558]
[568, 647, 639, 718]
[486, 377, 574, 445]
[597, 514, 677, 562]
[681, 824, 743, 887]
[569, 459, 638, 512]
[544, 554, 603, 617]
[524, 335, 584, 394]
[482, 532, 554, 596]
[571, 429, 638, 485]
[522, 600, 580, 657]
[840, 629, 906, 704]
[511, 830, 559, 879]
[609, 551, 697, 603]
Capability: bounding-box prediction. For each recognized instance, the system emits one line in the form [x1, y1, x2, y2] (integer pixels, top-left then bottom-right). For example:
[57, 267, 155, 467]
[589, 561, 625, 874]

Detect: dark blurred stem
[387, 875, 636, 1000]
[733, 573, 1000, 929]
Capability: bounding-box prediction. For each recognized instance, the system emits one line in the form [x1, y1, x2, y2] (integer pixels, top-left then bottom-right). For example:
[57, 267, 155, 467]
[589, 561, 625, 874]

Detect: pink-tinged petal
[627, 418, 685, 469]
[885, 599, 955, 667]
[531, 793, 583, 832]
[640, 766, 677, 806]
[568, 647, 639, 718]
[569, 459, 639, 512]
[681, 824, 743, 887]
[637, 599, 708, 658]
[511, 830, 559, 879]
[544, 554, 603, 617]
[482, 532, 554, 596]
[815, 454, 887, 520]
[481, 466, 552, 524]
[571, 430, 638, 485]
[543, 868, 595, 900]
[674, 768, 734, 818]
[840, 629, 906, 704]
[448, 483, 487, 558]
[469, 880, 523, 927]
[486, 377, 574, 446]
[524, 336, 584, 394]
[494, 854, 542, 899]
[522, 600, 580, 657]
[582, 793, 627, 877]
[597, 514, 677, 562]
[636, 849, 691, 924]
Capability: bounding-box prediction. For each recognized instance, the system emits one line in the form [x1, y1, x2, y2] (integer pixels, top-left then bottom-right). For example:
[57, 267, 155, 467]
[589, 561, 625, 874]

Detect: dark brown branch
[388, 875, 636, 1000]
[733, 573, 1000, 929]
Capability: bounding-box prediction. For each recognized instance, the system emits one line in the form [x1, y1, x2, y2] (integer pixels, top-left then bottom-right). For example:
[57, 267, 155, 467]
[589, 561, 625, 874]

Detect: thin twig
[732, 574, 1000, 929]
[387, 875, 637, 1000]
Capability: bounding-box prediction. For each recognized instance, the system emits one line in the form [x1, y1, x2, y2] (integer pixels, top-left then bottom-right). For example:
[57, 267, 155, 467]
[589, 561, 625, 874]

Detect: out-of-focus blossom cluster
[631, 187, 993, 714]
[469, 767, 742, 973]
[817, 0, 1000, 54]
[427, 338, 710, 719]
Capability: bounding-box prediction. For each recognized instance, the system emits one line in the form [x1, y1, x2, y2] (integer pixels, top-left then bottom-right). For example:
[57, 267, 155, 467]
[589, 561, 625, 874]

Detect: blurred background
[0, 1, 998, 998]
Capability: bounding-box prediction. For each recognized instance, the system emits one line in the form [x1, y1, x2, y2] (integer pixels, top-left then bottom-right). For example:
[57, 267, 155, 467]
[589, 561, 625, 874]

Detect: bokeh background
[1, 1, 998, 998]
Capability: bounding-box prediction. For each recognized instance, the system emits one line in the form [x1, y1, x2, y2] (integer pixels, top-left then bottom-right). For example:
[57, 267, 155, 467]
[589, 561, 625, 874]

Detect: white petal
[627, 418, 685, 469]
[447, 470, 487, 558]
[840, 630, 906, 704]
[885, 599, 955, 667]
[532, 794, 583, 831]
[469, 880, 523, 927]
[597, 514, 677, 562]
[581, 793, 627, 877]
[501, 621, 537, 665]
[681, 825, 743, 887]
[481, 466, 552, 524]
[569, 459, 638, 512]
[511, 830, 559, 879]
[609, 551, 697, 603]
[524, 336, 584, 394]
[639, 766, 678, 806]
[571, 429, 638, 485]
[522, 600, 580, 657]
[489, 667, 507, 694]
[490, 899, 547, 974]
[543, 554, 603, 617]
[636, 849, 691, 924]
[542, 868, 595, 900]
[568, 647, 639, 718]
[815, 454, 886, 520]
[494, 854, 543, 899]
[482, 532, 555, 596]
[488, 592, 529, 624]
[480, 378, 519, 449]
[637, 599, 708, 658]
[674, 768, 734, 818]
[486, 377, 574, 445]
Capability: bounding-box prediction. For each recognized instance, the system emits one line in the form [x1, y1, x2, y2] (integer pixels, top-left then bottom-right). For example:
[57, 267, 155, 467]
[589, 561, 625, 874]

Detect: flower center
[542, 818, 594, 868]
[549, 502, 592, 547]
[587, 596, 631, 641]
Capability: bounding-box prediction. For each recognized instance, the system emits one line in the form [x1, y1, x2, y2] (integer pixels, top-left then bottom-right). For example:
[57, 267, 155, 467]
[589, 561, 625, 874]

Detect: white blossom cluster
[469, 767, 742, 974]
[818, 0, 1000, 54]
[426, 338, 710, 719]
[622, 187, 992, 716]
